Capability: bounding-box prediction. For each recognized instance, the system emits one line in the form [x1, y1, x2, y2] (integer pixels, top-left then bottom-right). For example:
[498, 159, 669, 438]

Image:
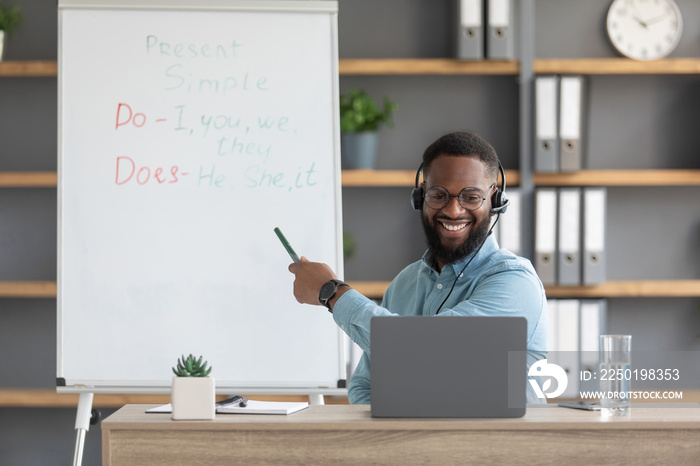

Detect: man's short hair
[421, 131, 499, 182]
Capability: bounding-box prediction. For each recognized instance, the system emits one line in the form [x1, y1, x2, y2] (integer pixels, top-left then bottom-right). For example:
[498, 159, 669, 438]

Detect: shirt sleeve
[332, 288, 396, 355]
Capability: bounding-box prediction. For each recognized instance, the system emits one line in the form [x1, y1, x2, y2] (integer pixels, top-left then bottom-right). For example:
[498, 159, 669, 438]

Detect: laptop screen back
[370, 316, 527, 418]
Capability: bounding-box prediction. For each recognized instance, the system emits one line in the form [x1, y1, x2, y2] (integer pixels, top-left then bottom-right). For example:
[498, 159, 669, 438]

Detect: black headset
[410, 160, 510, 215]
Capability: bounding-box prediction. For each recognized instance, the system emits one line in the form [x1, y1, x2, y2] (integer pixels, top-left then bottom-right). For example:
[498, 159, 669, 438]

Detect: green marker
[274, 227, 300, 263]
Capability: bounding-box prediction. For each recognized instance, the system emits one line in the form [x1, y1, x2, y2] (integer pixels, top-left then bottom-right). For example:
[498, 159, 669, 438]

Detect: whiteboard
[57, 0, 345, 392]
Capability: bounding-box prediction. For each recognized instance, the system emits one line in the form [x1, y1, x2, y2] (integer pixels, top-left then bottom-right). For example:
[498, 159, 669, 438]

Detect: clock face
[606, 0, 683, 61]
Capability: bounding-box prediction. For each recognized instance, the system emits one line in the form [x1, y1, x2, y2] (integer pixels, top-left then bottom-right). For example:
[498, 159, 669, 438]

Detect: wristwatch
[318, 279, 348, 312]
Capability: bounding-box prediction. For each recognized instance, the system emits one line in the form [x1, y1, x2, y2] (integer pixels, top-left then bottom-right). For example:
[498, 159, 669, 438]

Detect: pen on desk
[274, 227, 301, 263]
[216, 396, 247, 407]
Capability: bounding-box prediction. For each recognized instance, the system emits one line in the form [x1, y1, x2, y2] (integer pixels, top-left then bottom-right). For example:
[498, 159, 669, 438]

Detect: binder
[456, 0, 483, 60]
[579, 299, 606, 392]
[534, 76, 559, 172]
[557, 188, 581, 285]
[486, 0, 514, 60]
[556, 299, 580, 399]
[559, 76, 585, 171]
[498, 187, 521, 256]
[547, 299, 558, 354]
[583, 187, 607, 285]
[535, 188, 557, 286]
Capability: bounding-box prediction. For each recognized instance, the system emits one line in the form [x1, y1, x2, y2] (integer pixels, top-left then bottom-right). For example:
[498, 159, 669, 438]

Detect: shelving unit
[2, 1, 699, 420]
[1, 57, 698, 295]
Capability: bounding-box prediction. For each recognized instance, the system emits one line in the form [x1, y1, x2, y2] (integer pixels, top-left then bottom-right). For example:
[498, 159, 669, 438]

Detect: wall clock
[606, 0, 683, 61]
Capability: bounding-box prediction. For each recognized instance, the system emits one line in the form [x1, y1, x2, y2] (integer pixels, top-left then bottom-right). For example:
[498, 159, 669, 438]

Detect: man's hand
[288, 257, 337, 306]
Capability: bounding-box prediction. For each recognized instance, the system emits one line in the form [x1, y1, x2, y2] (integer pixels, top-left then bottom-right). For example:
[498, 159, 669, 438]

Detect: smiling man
[288, 131, 548, 404]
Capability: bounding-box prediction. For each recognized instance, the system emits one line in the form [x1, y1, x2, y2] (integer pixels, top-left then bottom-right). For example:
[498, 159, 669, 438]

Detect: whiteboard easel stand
[72, 392, 93, 466]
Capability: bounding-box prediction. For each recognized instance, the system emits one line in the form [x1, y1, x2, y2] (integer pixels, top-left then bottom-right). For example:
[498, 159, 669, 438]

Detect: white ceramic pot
[171, 376, 216, 420]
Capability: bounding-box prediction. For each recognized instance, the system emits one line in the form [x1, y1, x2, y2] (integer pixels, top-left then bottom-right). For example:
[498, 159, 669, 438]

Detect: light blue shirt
[332, 234, 548, 405]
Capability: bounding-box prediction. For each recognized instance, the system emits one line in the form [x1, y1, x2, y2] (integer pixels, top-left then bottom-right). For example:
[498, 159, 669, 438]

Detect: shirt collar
[421, 234, 499, 277]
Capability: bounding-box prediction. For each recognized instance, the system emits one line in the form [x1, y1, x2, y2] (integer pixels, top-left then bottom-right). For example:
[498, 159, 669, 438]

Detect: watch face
[606, 0, 683, 61]
[319, 281, 336, 302]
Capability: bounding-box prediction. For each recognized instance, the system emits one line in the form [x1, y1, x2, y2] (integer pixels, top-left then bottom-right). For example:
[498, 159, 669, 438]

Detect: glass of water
[599, 334, 632, 416]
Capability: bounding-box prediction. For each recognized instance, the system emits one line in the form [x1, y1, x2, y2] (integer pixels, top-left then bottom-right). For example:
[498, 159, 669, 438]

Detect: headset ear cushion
[411, 187, 424, 211]
[491, 190, 509, 214]
[491, 189, 502, 210]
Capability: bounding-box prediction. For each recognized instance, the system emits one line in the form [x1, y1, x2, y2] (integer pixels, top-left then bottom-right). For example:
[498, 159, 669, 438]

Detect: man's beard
[421, 214, 491, 267]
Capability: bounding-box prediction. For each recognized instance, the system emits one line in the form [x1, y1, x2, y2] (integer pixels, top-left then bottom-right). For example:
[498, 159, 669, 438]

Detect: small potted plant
[340, 89, 397, 169]
[343, 231, 356, 261]
[171, 354, 215, 420]
[0, 1, 23, 62]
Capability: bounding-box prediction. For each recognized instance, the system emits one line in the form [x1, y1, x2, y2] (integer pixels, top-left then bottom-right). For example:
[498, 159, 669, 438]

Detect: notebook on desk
[370, 316, 527, 418]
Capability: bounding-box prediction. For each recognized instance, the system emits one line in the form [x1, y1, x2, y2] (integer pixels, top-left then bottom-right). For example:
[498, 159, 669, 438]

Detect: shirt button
[340, 324, 345, 331]
[437, 283, 443, 290]
[459, 273, 464, 278]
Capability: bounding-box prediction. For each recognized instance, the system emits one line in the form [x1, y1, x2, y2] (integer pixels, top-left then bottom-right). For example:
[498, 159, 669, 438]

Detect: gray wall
[1, 0, 700, 464]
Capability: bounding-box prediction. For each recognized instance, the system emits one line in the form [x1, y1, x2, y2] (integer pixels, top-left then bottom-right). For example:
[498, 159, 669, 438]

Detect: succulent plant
[172, 354, 212, 377]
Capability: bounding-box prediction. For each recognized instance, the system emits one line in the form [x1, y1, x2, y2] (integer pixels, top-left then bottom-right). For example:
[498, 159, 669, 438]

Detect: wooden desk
[103, 404, 700, 465]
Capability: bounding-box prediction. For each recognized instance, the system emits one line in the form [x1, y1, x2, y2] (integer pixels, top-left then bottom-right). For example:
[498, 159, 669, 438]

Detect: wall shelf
[0, 170, 521, 188]
[0, 172, 58, 187]
[349, 280, 700, 300]
[0, 60, 57, 77]
[0, 389, 346, 408]
[1, 59, 519, 78]
[534, 58, 700, 75]
[5, 58, 700, 79]
[0, 281, 57, 298]
[3, 278, 699, 300]
[342, 169, 520, 187]
[339, 59, 519, 75]
[534, 170, 700, 187]
[7, 169, 700, 189]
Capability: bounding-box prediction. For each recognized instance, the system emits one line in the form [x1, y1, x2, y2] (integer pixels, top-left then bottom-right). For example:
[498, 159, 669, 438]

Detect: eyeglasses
[424, 185, 495, 211]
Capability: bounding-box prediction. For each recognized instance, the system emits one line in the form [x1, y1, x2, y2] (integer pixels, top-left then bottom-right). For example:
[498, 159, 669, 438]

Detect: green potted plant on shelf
[343, 231, 357, 261]
[0, 1, 23, 62]
[340, 89, 397, 169]
[171, 354, 215, 420]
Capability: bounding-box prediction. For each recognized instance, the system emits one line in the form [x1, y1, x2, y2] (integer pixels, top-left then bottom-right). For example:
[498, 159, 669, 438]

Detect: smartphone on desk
[557, 401, 602, 411]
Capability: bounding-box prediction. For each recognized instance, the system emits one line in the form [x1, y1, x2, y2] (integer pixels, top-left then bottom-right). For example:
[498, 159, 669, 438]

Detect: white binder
[498, 187, 521, 256]
[534, 76, 559, 172]
[556, 299, 580, 399]
[547, 299, 558, 354]
[559, 76, 584, 171]
[456, 0, 483, 60]
[557, 188, 581, 285]
[583, 187, 607, 285]
[486, 0, 514, 60]
[535, 188, 557, 286]
[579, 299, 606, 392]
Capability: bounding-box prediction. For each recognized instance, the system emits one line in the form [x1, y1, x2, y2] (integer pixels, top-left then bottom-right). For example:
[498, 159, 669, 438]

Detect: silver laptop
[370, 316, 527, 418]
